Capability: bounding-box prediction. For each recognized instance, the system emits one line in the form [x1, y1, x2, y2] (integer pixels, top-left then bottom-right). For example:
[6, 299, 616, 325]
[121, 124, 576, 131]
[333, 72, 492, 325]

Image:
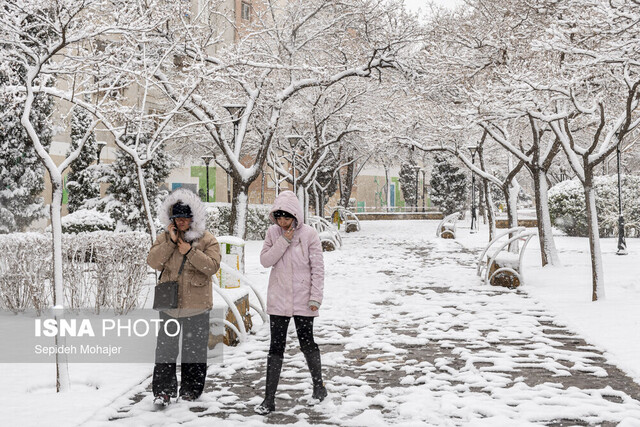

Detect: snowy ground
[3, 220, 640, 426]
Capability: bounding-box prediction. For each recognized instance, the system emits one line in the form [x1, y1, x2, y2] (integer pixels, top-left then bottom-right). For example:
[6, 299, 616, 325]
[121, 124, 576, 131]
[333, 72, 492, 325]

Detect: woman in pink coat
[254, 191, 327, 415]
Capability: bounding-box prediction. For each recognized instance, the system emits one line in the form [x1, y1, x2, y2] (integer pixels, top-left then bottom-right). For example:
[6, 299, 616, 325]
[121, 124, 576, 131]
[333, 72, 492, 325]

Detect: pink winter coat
[260, 191, 325, 317]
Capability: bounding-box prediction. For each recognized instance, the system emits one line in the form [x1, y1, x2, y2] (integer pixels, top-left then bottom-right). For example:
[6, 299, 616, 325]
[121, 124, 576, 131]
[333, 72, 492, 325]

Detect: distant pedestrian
[147, 188, 221, 406]
[254, 191, 327, 415]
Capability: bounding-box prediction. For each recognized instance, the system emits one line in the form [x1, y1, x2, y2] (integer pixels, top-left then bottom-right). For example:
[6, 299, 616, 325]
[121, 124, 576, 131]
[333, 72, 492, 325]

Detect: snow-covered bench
[209, 236, 268, 345]
[331, 207, 361, 233]
[436, 212, 460, 239]
[476, 226, 536, 288]
[309, 216, 342, 251]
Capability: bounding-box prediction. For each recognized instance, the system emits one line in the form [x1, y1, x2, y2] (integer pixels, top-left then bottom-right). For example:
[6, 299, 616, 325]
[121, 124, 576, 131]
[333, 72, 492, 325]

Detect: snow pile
[59, 208, 115, 233]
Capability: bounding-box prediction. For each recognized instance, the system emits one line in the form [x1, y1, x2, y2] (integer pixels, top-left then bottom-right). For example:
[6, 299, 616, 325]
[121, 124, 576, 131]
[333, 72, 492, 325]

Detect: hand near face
[177, 238, 191, 255]
[284, 224, 295, 240]
[168, 223, 179, 243]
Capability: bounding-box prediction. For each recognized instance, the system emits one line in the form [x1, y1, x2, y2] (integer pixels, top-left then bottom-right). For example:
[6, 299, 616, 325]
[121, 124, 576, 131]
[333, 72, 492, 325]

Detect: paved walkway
[90, 222, 640, 426]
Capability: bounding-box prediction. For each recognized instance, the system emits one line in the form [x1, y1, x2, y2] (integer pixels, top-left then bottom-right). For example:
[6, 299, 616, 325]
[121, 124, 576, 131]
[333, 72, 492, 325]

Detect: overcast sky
[404, 0, 463, 14]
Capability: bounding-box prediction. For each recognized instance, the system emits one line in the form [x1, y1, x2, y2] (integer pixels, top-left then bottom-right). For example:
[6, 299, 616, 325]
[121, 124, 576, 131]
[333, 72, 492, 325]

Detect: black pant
[153, 311, 209, 397]
[269, 315, 319, 357]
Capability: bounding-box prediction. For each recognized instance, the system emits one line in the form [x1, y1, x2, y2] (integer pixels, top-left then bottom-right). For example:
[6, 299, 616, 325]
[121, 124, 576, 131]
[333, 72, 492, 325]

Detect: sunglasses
[273, 210, 294, 219]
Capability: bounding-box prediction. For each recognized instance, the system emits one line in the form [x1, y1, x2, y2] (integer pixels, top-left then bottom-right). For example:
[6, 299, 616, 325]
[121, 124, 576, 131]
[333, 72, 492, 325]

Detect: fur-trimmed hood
[158, 188, 207, 242]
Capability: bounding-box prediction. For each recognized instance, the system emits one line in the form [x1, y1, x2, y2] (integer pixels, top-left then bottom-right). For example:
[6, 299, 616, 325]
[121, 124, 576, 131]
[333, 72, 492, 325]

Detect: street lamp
[467, 145, 479, 233]
[201, 154, 214, 202]
[421, 169, 427, 211]
[616, 142, 627, 255]
[223, 104, 246, 203]
[414, 165, 420, 213]
[286, 134, 303, 194]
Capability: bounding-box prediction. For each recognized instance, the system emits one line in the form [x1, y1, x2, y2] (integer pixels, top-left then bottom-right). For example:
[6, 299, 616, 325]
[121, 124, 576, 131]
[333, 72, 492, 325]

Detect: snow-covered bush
[66, 105, 99, 213]
[548, 175, 640, 237]
[87, 232, 150, 315]
[0, 233, 51, 314]
[399, 162, 419, 209]
[206, 203, 271, 240]
[429, 154, 468, 216]
[0, 75, 52, 233]
[102, 135, 172, 231]
[0, 232, 150, 314]
[59, 209, 115, 233]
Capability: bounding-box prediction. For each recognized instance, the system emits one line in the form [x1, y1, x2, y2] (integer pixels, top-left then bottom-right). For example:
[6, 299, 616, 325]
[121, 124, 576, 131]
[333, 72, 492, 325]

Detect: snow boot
[254, 354, 284, 415]
[304, 350, 327, 402]
[153, 393, 171, 407]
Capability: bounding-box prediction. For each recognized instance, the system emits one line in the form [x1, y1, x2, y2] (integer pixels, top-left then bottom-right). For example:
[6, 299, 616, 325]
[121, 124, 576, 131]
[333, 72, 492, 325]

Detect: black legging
[153, 311, 210, 397]
[268, 315, 319, 356]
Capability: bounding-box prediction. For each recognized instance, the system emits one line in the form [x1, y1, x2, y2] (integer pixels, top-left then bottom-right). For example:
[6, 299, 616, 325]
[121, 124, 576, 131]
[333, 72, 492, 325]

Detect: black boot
[304, 350, 327, 402]
[255, 354, 284, 415]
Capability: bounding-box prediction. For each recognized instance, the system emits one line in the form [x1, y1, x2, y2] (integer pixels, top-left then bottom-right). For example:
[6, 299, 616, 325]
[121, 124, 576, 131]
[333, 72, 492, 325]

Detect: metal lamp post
[286, 134, 303, 194]
[468, 145, 479, 233]
[223, 104, 246, 203]
[414, 166, 420, 213]
[616, 143, 627, 255]
[422, 169, 426, 211]
[201, 155, 214, 202]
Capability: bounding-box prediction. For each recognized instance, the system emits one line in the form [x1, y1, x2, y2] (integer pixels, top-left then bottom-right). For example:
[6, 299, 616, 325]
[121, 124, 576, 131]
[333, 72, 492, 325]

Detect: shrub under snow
[205, 203, 271, 240]
[548, 175, 640, 237]
[60, 208, 115, 233]
[0, 231, 150, 314]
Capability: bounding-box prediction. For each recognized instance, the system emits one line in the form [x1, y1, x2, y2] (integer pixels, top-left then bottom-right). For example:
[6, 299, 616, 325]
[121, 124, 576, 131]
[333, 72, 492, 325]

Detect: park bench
[331, 207, 361, 233]
[209, 236, 267, 346]
[309, 216, 342, 251]
[476, 226, 536, 289]
[435, 212, 461, 239]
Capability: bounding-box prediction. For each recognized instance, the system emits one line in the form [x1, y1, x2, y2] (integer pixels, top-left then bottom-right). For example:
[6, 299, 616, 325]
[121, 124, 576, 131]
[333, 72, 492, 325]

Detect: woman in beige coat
[147, 188, 221, 405]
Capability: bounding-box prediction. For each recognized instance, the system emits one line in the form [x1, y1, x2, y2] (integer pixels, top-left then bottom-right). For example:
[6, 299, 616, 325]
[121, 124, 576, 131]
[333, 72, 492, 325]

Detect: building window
[241, 2, 251, 21]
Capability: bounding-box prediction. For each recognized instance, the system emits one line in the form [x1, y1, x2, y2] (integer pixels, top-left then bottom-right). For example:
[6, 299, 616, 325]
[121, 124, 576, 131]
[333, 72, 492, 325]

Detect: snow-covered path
[88, 221, 640, 426]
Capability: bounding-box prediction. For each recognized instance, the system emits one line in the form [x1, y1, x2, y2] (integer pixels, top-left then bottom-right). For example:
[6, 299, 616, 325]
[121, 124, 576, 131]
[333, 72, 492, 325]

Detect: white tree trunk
[506, 182, 520, 253]
[483, 180, 496, 241]
[50, 185, 70, 393]
[296, 185, 306, 224]
[136, 163, 156, 243]
[21, 78, 71, 392]
[232, 191, 248, 239]
[584, 176, 605, 301]
[534, 169, 561, 266]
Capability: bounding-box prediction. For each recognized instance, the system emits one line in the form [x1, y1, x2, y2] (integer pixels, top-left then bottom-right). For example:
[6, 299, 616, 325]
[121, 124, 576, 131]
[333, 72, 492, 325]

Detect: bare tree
[155, 0, 420, 238]
[0, 0, 173, 392]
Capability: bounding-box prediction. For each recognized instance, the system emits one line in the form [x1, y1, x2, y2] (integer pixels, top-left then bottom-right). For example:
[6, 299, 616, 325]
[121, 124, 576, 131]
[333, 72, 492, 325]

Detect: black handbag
[153, 256, 187, 311]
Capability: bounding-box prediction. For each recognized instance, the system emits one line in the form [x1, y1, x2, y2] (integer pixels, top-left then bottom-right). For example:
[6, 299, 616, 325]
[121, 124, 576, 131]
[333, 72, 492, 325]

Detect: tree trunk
[478, 183, 486, 224]
[584, 171, 605, 301]
[502, 181, 520, 253]
[50, 181, 70, 393]
[532, 167, 560, 266]
[135, 162, 156, 243]
[483, 179, 496, 241]
[230, 177, 250, 240]
[385, 165, 391, 210]
[339, 161, 355, 208]
[296, 185, 307, 224]
[21, 80, 70, 392]
[313, 186, 321, 216]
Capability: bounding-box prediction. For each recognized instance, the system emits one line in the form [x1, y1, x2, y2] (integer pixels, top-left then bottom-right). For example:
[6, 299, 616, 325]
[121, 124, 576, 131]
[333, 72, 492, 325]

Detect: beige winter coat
[147, 188, 221, 317]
